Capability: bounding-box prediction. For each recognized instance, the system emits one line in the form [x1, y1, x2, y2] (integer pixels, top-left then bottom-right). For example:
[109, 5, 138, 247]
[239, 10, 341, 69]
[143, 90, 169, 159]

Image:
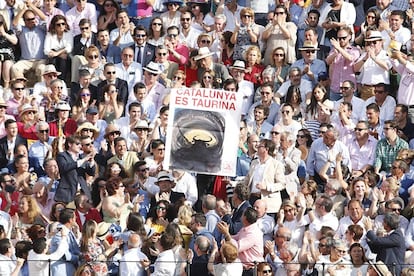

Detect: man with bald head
[120, 233, 149, 275]
[253, 199, 275, 242]
[265, 226, 292, 272]
[191, 236, 211, 276]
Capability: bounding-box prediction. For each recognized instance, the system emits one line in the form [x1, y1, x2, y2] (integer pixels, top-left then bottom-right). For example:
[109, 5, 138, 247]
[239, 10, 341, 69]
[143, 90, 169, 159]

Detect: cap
[86, 106, 99, 114]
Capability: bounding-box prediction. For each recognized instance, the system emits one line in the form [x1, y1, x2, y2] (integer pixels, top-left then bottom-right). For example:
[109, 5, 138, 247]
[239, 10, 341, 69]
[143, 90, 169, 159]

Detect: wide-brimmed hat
[299, 41, 320, 51]
[368, 260, 390, 276]
[104, 124, 120, 138]
[19, 104, 37, 117]
[229, 60, 246, 71]
[11, 72, 27, 82]
[194, 47, 214, 61]
[365, 31, 383, 41]
[156, 171, 174, 183]
[163, 0, 184, 5]
[0, 98, 7, 107]
[134, 120, 150, 130]
[143, 61, 162, 75]
[55, 102, 71, 111]
[43, 64, 61, 76]
[76, 122, 99, 139]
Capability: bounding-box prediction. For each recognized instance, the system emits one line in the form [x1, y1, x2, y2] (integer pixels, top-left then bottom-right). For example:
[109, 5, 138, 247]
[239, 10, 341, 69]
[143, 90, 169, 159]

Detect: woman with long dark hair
[97, 0, 119, 32]
[147, 17, 165, 47]
[44, 15, 73, 81]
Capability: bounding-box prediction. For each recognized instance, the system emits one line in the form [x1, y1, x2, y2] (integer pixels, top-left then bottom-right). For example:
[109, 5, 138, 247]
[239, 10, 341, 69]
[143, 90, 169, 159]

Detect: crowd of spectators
[0, 0, 414, 275]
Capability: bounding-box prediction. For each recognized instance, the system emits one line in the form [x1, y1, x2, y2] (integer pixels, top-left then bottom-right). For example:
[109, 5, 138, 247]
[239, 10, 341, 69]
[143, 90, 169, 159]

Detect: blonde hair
[244, 45, 262, 65]
[177, 204, 193, 226]
[20, 195, 42, 224]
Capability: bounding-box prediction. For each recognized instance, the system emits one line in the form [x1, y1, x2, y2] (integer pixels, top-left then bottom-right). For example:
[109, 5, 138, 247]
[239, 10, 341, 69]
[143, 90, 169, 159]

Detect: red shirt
[48, 119, 77, 137]
[244, 64, 265, 86]
[17, 122, 38, 140]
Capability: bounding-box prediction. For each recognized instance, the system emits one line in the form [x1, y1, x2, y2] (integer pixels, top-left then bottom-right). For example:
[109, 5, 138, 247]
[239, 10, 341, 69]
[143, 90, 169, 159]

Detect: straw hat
[365, 31, 383, 41]
[76, 122, 99, 139]
[143, 61, 162, 75]
[299, 41, 320, 51]
[194, 47, 214, 61]
[229, 60, 247, 71]
[19, 104, 37, 117]
[42, 64, 61, 76]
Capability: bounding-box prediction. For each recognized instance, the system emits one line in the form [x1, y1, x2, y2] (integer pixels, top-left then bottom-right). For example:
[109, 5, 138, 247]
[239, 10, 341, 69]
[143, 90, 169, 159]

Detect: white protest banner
[163, 87, 242, 176]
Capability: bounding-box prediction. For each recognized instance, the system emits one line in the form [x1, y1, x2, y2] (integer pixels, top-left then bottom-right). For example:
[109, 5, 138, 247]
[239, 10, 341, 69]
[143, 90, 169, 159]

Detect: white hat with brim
[143, 61, 162, 75]
[365, 31, 383, 41]
[299, 41, 320, 51]
[156, 171, 174, 183]
[43, 64, 62, 76]
[194, 47, 214, 61]
[229, 60, 247, 71]
[55, 102, 71, 111]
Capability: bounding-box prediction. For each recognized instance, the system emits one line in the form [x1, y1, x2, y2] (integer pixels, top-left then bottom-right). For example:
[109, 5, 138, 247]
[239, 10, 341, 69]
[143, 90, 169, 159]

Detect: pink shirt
[230, 223, 264, 269]
[343, 133, 378, 171]
[393, 59, 414, 106]
[137, 0, 153, 16]
[328, 46, 360, 93]
[168, 43, 189, 65]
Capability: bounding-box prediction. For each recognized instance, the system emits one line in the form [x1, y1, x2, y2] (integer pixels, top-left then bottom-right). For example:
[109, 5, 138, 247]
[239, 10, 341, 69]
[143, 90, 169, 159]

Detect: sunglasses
[354, 128, 367, 132]
[24, 17, 36, 21]
[80, 93, 91, 96]
[242, 14, 252, 18]
[156, 206, 167, 211]
[139, 167, 150, 172]
[281, 110, 290, 114]
[173, 76, 182, 80]
[106, 71, 116, 75]
[80, 26, 90, 30]
[38, 129, 49, 133]
[109, 131, 121, 136]
[167, 33, 178, 38]
[88, 55, 99, 59]
[367, 41, 379, 45]
[55, 22, 65, 26]
[305, 50, 316, 54]
[274, 53, 284, 57]
[390, 208, 401, 212]
[181, 18, 191, 22]
[82, 143, 92, 146]
[53, 86, 63, 89]
[201, 39, 211, 44]
[270, 131, 280, 135]
[14, 87, 25, 91]
[135, 34, 146, 38]
[297, 134, 306, 138]
[152, 22, 162, 26]
[203, 75, 212, 79]
[340, 86, 351, 90]
[158, 52, 168, 56]
[275, 12, 285, 15]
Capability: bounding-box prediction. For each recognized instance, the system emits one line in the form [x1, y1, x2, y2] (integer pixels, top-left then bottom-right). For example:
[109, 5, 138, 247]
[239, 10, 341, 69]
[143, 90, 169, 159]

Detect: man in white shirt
[179, 11, 202, 50]
[120, 233, 149, 276]
[65, 0, 97, 36]
[0, 238, 23, 276]
[115, 47, 142, 93]
[305, 194, 339, 235]
[172, 170, 198, 206]
[110, 10, 135, 50]
[29, 121, 53, 169]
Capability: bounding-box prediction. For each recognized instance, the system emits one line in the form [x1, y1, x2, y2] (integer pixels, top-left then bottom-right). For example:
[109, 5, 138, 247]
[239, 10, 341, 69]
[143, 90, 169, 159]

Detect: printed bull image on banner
[164, 88, 242, 176]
